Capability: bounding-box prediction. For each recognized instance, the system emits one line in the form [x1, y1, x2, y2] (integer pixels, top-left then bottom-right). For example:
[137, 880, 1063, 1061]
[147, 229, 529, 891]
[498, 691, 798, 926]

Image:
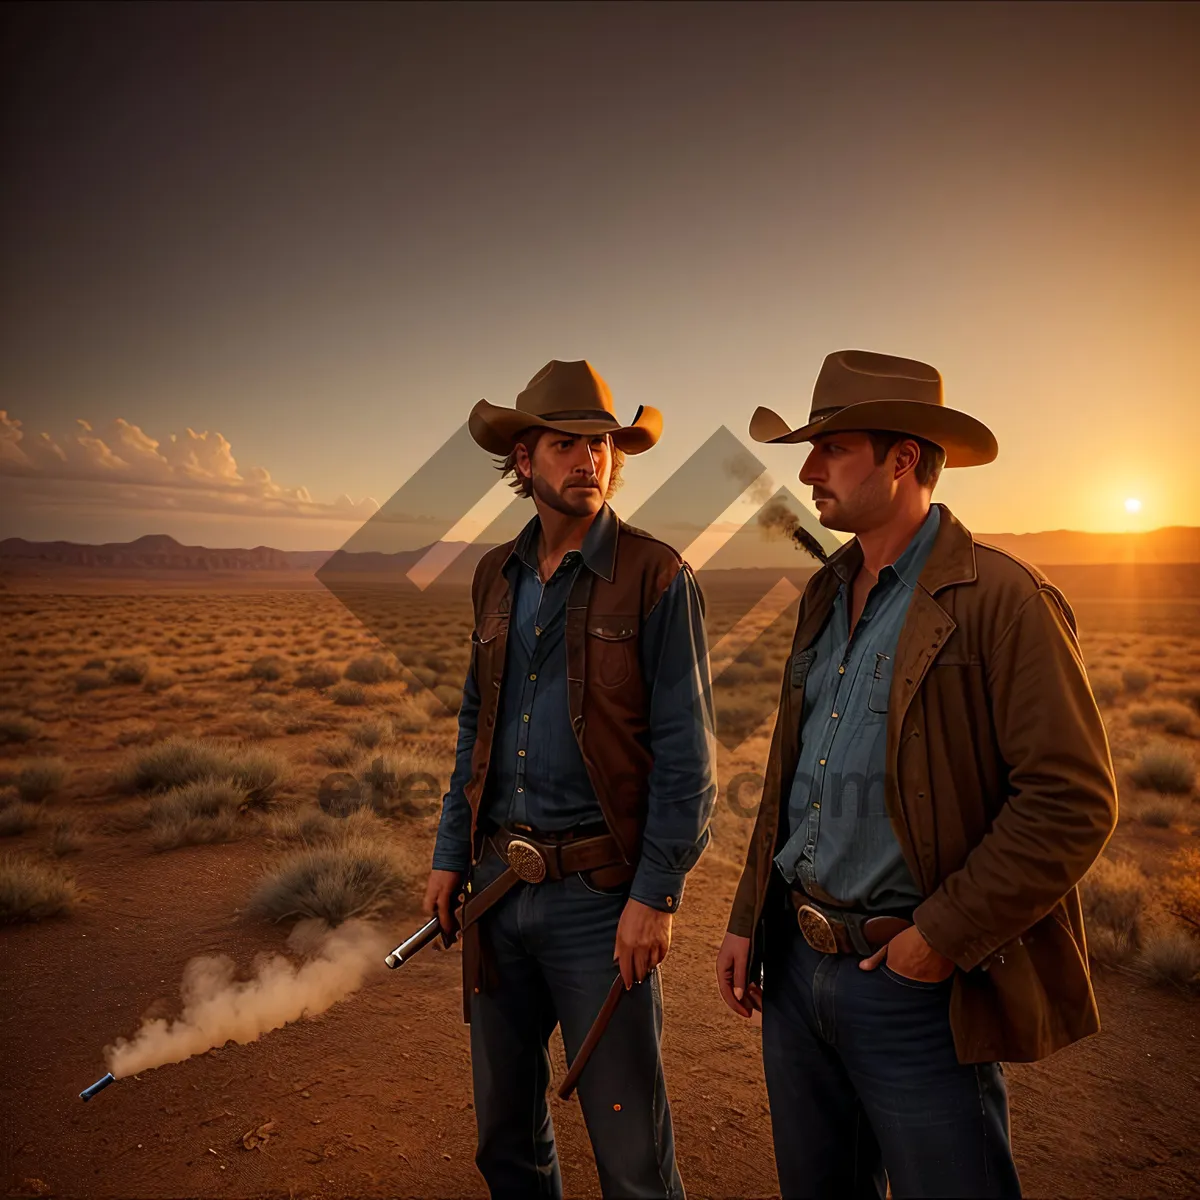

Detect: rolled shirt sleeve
[630, 562, 718, 913]
[431, 657, 482, 874]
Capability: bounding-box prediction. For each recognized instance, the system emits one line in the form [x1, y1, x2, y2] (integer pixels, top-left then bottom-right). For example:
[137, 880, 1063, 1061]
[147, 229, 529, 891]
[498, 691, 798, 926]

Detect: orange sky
[2, 3, 1197, 548]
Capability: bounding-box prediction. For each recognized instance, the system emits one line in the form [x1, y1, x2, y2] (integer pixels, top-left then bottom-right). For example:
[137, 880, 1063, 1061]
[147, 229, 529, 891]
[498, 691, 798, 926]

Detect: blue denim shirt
[774, 505, 941, 912]
[433, 503, 717, 913]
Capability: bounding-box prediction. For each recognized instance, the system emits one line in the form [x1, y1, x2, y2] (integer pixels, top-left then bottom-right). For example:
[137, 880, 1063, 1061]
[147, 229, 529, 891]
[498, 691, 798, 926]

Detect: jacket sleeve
[430, 657, 482, 873]
[913, 586, 1118, 971]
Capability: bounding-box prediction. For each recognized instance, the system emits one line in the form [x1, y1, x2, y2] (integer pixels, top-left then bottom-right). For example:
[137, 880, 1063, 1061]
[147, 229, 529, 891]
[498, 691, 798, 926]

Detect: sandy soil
[2, 583, 1199, 1198]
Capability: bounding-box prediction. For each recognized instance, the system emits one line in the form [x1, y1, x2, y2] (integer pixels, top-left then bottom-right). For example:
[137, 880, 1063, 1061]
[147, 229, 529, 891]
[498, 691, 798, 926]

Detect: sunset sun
[1124, 497, 1142, 514]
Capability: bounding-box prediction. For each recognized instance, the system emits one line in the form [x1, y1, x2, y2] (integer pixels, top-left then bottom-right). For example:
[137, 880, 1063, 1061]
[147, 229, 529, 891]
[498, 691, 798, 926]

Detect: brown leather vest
[464, 516, 684, 867]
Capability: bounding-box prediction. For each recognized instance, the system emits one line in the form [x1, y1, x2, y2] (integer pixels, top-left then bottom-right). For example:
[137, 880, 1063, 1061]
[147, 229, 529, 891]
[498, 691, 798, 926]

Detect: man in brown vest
[716, 350, 1117, 1198]
[425, 359, 716, 1199]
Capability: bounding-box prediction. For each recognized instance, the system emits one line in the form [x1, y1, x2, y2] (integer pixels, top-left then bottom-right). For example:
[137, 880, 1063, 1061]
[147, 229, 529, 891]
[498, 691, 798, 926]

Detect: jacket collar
[506, 500, 619, 584]
[821, 502, 975, 596]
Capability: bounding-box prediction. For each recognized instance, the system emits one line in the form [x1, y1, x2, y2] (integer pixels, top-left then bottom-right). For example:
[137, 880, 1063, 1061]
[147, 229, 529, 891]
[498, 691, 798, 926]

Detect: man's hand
[613, 898, 672, 989]
[859, 923, 955, 982]
[716, 932, 763, 1018]
[423, 869, 463, 941]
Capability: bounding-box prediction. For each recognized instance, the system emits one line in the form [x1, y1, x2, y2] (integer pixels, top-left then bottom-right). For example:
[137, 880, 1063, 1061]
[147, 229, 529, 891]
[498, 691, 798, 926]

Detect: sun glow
[1124, 497, 1142, 514]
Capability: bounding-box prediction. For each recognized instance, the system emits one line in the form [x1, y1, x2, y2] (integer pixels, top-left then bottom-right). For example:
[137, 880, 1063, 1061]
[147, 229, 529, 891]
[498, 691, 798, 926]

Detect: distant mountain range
[1, 524, 1198, 580]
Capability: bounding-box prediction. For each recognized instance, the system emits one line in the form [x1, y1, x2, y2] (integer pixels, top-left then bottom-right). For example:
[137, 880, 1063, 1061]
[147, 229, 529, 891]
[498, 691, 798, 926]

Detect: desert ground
[2, 571, 1199, 1199]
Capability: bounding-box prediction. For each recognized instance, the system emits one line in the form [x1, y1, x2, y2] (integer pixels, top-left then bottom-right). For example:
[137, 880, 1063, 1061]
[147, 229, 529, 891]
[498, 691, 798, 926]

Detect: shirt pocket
[586, 614, 638, 689]
[866, 652, 893, 715]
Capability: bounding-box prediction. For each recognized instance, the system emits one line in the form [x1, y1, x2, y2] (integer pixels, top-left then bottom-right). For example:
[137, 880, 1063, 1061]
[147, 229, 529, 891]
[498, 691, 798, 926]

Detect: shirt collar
[505, 501, 619, 583]
[828, 504, 942, 591]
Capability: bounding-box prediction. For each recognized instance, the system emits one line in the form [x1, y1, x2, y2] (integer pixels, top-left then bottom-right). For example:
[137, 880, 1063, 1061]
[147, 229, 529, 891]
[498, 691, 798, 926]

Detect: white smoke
[104, 918, 390, 1078]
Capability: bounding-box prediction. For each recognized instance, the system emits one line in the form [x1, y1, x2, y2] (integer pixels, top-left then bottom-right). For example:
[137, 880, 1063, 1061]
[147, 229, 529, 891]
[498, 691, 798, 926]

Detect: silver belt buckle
[506, 837, 548, 884]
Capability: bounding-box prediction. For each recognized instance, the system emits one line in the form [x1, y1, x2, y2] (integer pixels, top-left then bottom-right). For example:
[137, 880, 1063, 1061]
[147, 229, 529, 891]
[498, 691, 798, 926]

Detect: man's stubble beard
[531, 470, 605, 517]
[816, 469, 892, 534]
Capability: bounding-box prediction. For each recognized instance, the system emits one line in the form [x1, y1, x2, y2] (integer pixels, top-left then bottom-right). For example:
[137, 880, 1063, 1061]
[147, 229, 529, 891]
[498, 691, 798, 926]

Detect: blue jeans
[467, 843, 684, 1200]
[762, 909, 1021, 1199]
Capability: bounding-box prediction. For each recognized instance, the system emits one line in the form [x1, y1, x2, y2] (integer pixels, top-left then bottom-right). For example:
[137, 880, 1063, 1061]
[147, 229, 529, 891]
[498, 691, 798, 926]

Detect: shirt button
[529, 673, 537, 680]
[813, 802, 820, 810]
[819, 758, 826, 766]
[665, 896, 674, 908]
[535, 626, 542, 636]
[518, 749, 526, 757]
[831, 712, 838, 719]
[517, 787, 524, 793]
[523, 714, 530, 722]
[838, 665, 845, 675]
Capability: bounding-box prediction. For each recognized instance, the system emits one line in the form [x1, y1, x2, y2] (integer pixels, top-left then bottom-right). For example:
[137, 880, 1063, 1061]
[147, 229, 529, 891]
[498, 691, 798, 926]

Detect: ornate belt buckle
[796, 903, 839, 954]
[506, 837, 547, 884]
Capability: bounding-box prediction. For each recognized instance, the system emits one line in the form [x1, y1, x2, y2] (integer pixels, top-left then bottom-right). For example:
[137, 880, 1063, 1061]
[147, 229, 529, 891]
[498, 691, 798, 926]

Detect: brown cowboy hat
[749, 349, 997, 467]
[468, 359, 663, 456]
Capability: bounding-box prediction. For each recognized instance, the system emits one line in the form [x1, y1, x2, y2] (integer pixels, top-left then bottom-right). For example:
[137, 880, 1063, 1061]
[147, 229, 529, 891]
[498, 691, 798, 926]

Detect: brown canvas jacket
[727, 502, 1118, 1063]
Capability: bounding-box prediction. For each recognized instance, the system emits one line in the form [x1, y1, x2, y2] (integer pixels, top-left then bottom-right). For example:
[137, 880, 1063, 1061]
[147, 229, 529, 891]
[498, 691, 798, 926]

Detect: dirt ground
[2, 584, 1199, 1199]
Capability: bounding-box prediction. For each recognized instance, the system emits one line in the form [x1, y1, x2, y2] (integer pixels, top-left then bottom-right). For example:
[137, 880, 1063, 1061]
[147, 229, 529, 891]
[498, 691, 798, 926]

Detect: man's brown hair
[865, 430, 946, 490]
[498, 427, 625, 499]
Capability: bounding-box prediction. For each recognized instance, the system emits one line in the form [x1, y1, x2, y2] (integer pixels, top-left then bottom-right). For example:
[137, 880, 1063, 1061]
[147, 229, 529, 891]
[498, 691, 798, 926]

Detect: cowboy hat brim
[468, 399, 663, 456]
[749, 400, 997, 467]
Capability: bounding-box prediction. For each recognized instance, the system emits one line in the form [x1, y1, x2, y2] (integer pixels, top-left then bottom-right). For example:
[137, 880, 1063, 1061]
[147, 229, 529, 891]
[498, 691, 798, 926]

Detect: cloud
[0, 411, 379, 521]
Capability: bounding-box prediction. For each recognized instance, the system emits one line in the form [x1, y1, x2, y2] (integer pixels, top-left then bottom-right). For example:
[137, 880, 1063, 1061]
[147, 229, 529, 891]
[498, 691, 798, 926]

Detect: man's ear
[513, 441, 533, 481]
[893, 438, 921, 480]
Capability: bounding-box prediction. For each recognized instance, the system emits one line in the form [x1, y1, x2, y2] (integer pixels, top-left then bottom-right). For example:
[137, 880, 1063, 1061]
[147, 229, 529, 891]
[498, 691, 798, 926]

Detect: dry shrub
[1164, 848, 1200, 929]
[0, 803, 42, 838]
[265, 804, 344, 845]
[74, 670, 109, 693]
[1080, 855, 1146, 963]
[1129, 743, 1196, 794]
[1128, 702, 1197, 737]
[389, 702, 430, 735]
[316, 739, 359, 769]
[0, 854, 80, 923]
[348, 717, 391, 749]
[117, 735, 288, 803]
[247, 830, 407, 925]
[17, 758, 67, 803]
[1121, 665, 1154, 695]
[249, 694, 280, 711]
[344, 655, 394, 685]
[1088, 669, 1123, 705]
[431, 684, 463, 716]
[296, 662, 341, 690]
[248, 655, 288, 681]
[142, 668, 178, 694]
[149, 778, 249, 850]
[331, 682, 367, 707]
[1139, 925, 1200, 988]
[109, 657, 150, 684]
[1166, 683, 1200, 715]
[1130, 793, 1191, 829]
[0, 715, 40, 745]
[49, 813, 86, 856]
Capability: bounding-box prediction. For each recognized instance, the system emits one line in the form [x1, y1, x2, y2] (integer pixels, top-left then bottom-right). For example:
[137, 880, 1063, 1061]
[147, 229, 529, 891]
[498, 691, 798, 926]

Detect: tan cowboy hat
[750, 349, 997, 467]
[468, 359, 663, 456]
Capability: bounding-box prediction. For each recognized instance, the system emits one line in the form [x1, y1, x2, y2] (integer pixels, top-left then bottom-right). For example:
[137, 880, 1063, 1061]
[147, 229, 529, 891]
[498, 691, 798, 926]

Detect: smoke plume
[104, 918, 390, 1078]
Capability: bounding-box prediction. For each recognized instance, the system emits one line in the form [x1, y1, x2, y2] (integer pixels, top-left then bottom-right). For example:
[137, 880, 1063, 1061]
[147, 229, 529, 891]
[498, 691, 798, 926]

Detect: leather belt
[786, 889, 913, 956]
[461, 826, 628, 929]
[491, 825, 625, 884]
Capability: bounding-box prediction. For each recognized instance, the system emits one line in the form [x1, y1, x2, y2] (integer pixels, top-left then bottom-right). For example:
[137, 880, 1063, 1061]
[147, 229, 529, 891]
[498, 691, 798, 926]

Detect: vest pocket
[586, 616, 637, 688]
[471, 615, 506, 683]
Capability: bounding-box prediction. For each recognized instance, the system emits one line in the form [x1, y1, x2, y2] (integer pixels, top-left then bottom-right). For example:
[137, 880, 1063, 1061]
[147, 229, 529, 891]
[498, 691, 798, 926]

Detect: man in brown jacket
[716, 350, 1117, 1199]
